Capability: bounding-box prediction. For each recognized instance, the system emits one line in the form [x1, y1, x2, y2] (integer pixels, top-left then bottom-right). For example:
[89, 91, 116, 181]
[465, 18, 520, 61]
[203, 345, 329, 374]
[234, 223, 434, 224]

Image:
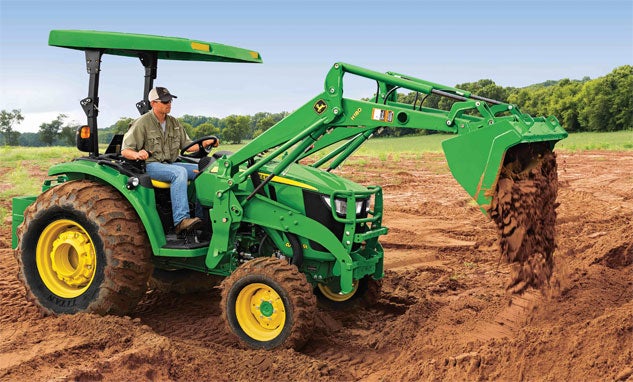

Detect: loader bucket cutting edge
[441, 120, 567, 214]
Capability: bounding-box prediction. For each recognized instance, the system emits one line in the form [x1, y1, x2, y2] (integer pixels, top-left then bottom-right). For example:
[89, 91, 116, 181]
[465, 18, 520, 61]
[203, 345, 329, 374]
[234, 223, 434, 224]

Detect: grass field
[555, 130, 633, 151]
[230, 130, 633, 154]
[356, 130, 633, 153]
[1, 131, 630, 227]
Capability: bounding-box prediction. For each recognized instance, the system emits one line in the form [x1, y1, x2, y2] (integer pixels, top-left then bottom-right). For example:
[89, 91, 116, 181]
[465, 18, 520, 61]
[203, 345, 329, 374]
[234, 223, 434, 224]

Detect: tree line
[0, 110, 290, 147]
[0, 112, 77, 146]
[1, 65, 630, 146]
[386, 64, 631, 137]
[98, 111, 290, 146]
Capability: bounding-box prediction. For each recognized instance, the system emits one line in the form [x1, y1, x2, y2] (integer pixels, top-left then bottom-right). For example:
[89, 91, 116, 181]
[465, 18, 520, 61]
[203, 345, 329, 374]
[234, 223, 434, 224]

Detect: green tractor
[12, 30, 567, 350]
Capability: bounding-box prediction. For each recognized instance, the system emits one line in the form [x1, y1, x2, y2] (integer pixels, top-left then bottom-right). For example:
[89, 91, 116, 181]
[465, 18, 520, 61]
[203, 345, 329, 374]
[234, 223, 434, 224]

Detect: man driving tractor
[121, 86, 218, 234]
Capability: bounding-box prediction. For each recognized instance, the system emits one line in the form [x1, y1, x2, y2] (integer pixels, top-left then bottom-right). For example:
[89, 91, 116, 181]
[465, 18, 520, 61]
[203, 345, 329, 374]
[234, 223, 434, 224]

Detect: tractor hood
[257, 162, 368, 196]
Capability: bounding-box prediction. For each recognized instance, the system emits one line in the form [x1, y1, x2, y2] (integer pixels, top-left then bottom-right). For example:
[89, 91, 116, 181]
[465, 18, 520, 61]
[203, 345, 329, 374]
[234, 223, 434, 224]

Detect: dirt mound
[1, 151, 631, 381]
[488, 144, 560, 293]
[590, 223, 633, 269]
[0, 313, 173, 381]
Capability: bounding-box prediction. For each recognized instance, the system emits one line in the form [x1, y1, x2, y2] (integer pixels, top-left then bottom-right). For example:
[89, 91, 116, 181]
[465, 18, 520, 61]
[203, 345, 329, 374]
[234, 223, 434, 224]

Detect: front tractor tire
[15, 180, 153, 316]
[221, 257, 316, 350]
[315, 276, 382, 310]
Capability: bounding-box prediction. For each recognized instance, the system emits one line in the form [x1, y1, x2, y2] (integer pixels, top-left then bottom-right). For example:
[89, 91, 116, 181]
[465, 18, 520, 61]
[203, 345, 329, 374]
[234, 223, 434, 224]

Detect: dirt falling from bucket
[488, 144, 559, 294]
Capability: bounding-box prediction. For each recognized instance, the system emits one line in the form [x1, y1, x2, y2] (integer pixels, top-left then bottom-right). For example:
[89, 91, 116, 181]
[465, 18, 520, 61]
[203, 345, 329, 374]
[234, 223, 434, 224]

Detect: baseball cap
[148, 87, 178, 102]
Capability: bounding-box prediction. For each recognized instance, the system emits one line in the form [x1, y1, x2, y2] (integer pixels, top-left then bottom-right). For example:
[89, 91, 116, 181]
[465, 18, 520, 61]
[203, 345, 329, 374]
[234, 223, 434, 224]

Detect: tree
[222, 115, 250, 144]
[112, 117, 134, 134]
[609, 65, 633, 130]
[18, 132, 44, 147]
[578, 65, 632, 131]
[180, 114, 220, 128]
[59, 124, 77, 146]
[0, 109, 24, 146]
[252, 115, 276, 138]
[179, 121, 195, 138]
[436, 79, 511, 112]
[193, 122, 220, 139]
[545, 79, 583, 131]
[39, 114, 67, 146]
[458, 79, 511, 102]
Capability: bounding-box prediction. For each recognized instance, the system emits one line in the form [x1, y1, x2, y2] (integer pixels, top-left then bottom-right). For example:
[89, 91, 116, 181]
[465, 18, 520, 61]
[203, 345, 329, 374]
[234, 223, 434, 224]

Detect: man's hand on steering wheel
[180, 135, 220, 159]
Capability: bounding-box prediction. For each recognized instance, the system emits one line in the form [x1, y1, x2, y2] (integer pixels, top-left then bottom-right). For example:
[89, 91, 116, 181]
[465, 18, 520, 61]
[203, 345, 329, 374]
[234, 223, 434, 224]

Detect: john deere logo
[314, 99, 327, 114]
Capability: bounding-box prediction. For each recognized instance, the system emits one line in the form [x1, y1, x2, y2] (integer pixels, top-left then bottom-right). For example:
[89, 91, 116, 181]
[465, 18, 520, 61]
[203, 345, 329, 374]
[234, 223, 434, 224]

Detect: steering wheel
[180, 135, 219, 159]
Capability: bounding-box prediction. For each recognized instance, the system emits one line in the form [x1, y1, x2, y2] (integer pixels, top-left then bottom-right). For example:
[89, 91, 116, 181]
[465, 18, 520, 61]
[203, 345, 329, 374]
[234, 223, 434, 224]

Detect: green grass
[555, 130, 633, 151]
[353, 131, 633, 155]
[210, 130, 633, 158]
[3, 161, 38, 197]
[356, 134, 448, 154]
[0, 147, 79, 193]
[0, 146, 79, 225]
[347, 131, 633, 156]
[0, 146, 79, 163]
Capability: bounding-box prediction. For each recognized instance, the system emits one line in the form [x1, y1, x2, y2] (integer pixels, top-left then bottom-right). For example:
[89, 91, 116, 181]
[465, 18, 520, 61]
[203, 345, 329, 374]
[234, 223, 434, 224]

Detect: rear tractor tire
[221, 257, 316, 350]
[15, 180, 153, 315]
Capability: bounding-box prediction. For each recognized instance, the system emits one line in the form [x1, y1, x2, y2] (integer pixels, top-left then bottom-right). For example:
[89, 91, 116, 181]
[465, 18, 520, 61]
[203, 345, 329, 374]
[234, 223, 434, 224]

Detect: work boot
[175, 217, 203, 234]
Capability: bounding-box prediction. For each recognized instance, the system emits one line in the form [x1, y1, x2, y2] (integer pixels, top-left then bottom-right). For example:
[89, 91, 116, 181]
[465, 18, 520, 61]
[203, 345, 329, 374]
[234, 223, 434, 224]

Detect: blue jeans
[146, 162, 198, 226]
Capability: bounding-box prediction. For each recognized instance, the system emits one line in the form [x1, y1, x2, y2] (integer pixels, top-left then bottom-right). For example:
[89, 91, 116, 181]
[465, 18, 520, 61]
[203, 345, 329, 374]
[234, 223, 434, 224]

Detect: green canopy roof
[48, 30, 262, 63]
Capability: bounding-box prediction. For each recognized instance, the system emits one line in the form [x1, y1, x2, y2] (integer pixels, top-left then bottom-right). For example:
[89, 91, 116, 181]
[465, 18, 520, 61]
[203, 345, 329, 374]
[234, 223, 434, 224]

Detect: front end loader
[12, 30, 567, 350]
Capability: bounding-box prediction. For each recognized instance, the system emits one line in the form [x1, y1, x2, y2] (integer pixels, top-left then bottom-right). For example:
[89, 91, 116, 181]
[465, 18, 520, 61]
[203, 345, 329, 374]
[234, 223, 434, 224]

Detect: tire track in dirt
[473, 289, 542, 341]
[0, 249, 40, 325]
[133, 288, 235, 346]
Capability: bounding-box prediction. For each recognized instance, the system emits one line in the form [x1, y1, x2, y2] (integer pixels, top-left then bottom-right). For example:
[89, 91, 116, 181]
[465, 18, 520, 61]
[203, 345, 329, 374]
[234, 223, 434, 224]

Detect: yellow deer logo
[313, 99, 327, 114]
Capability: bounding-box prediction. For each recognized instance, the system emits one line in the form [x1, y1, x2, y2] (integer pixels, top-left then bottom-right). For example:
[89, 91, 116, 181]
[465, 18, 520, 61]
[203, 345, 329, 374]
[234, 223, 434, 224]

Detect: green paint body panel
[48, 30, 262, 63]
[11, 196, 35, 249]
[12, 31, 568, 296]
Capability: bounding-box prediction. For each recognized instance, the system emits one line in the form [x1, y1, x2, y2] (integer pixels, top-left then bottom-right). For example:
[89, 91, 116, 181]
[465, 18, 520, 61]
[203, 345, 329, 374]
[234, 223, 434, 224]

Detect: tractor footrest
[163, 233, 209, 249]
[354, 227, 388, 243]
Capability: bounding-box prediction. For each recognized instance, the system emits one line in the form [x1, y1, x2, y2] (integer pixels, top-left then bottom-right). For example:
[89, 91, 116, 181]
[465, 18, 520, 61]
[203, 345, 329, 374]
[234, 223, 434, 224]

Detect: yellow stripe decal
[258, 173, 317, 191]
[208, 167, 317, 190]
[191, 41, 210, 52]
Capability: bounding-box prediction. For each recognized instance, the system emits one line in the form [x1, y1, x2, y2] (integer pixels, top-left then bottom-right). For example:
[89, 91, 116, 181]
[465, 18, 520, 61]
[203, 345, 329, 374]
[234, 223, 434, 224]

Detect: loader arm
[224, 62, 567, 209]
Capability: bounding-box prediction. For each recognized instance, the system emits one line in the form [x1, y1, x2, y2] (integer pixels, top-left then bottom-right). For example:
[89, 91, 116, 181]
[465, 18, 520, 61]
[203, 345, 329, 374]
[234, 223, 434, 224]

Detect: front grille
[302, 190, 368, 252]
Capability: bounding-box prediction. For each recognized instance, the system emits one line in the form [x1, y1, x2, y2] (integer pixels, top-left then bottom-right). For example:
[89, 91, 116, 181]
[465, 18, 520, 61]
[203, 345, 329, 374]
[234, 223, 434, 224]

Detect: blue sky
[1, 0, 631, 133]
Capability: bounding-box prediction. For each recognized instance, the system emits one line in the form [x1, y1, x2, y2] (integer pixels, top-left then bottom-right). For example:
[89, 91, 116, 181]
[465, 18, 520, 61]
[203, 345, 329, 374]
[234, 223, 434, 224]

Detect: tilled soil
[1, 150, 632, 381]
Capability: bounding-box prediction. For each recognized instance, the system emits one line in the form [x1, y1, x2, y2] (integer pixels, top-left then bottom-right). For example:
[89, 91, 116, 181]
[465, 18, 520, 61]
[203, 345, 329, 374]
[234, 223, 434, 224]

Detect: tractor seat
[151, 179, 172, 189]
[150, 179, 191, 189]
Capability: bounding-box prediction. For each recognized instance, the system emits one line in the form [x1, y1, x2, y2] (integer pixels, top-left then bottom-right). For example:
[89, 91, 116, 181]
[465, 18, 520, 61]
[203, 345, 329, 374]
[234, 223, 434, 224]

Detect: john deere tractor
[12, 30, 567, 350]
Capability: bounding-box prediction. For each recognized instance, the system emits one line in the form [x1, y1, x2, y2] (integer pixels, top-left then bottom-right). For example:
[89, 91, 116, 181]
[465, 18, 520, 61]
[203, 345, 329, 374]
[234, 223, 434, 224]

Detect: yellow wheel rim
[36, 219, 97, 298]
[317, 280, 359, 302]
[235, 283, 286, 341]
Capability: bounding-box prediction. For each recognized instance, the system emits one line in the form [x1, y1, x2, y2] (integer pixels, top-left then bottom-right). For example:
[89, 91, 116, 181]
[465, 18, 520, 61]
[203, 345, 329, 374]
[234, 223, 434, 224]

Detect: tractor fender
[47, 160, 166, 253]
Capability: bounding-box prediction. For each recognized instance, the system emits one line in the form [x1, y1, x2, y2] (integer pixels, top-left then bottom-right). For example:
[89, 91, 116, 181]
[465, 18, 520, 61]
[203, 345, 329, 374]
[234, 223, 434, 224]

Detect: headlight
[126, 176, 140, 190]
[322, 196, 367, 217]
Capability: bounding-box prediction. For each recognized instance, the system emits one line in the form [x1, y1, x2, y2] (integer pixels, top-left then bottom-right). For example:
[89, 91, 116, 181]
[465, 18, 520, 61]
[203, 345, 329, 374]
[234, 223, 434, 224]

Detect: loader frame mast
[226, 62, 460, 172]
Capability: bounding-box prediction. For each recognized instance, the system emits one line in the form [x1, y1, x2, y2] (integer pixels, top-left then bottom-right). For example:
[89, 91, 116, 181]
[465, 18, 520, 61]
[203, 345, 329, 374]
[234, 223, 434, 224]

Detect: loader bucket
[441, 115, 567, 213]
